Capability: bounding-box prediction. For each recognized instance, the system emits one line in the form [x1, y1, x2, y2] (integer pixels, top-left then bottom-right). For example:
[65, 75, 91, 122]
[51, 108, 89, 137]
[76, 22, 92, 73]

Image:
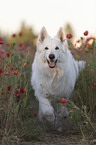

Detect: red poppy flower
[94, 83, 96, 86]
[19, 32, 22, 37]
[11, 67, 16, 70]
[0, 69, 4, 74]
[0, 37, 3, 41]
[12, 70, 19, 75]
[16, 88, 21, 95]
[0, 37, 4, 46]
[61, 98, 67, 105]
[27, 63, 30, 66]
[7, 64, 11, 67]
[12, 34, 16, 37]
[8, 86, 11, 91]
[33, 113, 37, 116]
[19, 88, 25, 93]
[83, 31, 88, 36]
[22, 57, 25, 59]
[1, 91, 4, 94]
[16, 96, 20, 101]
[7, 91, 10, 94]
[5, 72, 11, 75]
[5, 98, 8, 101]
[66, 34, 72, 39]
[25, 49, 29, 53]
[6, 52, 11, 58]
[19, 42, 23, 47]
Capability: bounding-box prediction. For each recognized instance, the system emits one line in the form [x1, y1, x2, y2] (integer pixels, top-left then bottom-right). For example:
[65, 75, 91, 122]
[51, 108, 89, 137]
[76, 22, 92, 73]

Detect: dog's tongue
[49, 60, 55, 68]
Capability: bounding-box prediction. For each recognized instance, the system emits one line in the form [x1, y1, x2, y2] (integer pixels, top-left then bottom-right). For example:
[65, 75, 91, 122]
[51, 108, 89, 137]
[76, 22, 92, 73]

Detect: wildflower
[5, 98, 8, 101]
[12, 70, 19, 75]
[11, 67, 16, 70]
[1, 91, 4, 94]
[19, 88, 25, 93]
[21, 57, 25, 59]
[7, 91, 10, 94]
[80, 37, 83, 40]
[0, 69, 4, 74]
[83, 31, 88, 36]
[25, 49, 29, 53]
[7, 64, 11, 67]
[16, 96, 20, 101]
[94, 83, 96, 86]
[19, 42, 23, 47]
[0, 37, 3, 41]
[21, 45, 25, 50]
[5, 72, 11, 75]
[27, 63, 30, 66]
[6, 52, 11, 58]
[12, 34, 16, 37]
[8, 86, 11, 91]
[19, 32, 22, 37]
[0, 37, 4, 45]
[33, 113, 37, 116]
[61, 98, 67, 105]
[66, 34, 72, 39]
[16, 88, 21, 95]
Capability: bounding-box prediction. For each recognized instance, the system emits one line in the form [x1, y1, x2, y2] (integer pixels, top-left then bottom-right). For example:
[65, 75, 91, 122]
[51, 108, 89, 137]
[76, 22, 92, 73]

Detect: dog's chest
[41, 69, 69, 98]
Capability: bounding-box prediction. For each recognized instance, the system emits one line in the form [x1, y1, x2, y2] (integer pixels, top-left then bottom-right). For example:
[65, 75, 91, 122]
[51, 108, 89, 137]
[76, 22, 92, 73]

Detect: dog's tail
[77, 61, 86, 71]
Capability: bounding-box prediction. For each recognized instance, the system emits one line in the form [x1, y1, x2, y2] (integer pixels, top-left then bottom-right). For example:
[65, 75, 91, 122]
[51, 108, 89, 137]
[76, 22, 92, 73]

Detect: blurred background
[0, 0, 96, 47]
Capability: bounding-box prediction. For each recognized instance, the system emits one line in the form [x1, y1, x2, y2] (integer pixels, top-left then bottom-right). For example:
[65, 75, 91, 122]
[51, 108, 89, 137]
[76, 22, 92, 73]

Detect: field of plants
[0, 31, 96, 145]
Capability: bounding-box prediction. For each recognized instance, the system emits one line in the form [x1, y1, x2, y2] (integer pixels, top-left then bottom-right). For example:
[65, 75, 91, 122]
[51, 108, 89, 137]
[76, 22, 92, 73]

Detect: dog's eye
[55, 46, 59, 50]
[45, 47, 49, 50]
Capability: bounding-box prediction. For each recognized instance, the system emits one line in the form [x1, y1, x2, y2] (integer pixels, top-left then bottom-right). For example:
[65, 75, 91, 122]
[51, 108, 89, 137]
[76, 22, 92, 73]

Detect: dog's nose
[49, 54, 55, 59]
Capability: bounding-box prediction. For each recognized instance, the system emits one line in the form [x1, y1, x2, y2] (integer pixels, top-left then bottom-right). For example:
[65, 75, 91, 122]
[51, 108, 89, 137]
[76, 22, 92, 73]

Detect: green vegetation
[0, 31, 96, 144]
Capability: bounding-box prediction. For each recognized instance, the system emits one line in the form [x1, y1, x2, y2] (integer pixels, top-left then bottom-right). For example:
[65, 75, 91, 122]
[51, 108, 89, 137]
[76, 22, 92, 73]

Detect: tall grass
[68, 44, 96, 140]
[0, 43, 45, 144]
[0, 37, 96, 144]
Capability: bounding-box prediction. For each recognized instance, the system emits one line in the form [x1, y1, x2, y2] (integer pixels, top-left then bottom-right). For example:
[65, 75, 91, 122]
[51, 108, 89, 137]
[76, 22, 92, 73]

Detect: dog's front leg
[55, 104, 69, 131]
[38, 97, 55, 123]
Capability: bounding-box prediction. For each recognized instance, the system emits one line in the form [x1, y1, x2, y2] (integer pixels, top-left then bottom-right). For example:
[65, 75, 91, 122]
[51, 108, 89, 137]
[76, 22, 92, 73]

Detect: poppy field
[0, 31, 96, 144]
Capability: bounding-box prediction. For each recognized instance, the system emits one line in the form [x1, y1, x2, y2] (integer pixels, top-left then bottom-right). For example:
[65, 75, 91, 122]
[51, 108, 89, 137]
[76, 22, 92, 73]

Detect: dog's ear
[38, 27, 49, 42]
[56, 27, 65, 42]
[56, 27, 68, 51]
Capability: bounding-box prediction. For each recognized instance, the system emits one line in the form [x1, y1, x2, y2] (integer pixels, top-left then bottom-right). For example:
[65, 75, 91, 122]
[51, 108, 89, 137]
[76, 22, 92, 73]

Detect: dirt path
[22, 133, 91, 145]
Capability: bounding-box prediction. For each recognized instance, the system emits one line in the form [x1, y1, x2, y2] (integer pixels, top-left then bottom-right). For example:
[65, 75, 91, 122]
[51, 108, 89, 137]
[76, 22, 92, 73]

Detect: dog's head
[36, 27, 68, 69]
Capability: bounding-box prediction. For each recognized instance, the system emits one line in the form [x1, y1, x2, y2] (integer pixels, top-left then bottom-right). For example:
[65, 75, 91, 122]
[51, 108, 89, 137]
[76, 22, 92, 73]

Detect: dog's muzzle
[47, 54, 57, 68]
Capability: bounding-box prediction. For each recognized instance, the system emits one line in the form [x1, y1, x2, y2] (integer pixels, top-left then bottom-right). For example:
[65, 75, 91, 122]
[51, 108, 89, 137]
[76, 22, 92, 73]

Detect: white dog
[31, 27, 86, 131]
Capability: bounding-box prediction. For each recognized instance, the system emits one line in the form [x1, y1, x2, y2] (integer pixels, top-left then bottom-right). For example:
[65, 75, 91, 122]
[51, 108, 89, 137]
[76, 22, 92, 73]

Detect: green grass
[0, 44, 45, 144]
[0, 40, 96, 144]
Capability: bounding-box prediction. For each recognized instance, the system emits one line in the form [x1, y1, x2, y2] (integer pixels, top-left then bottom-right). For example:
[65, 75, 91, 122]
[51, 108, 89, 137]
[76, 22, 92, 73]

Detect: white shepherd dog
[31, 27, 86, 131]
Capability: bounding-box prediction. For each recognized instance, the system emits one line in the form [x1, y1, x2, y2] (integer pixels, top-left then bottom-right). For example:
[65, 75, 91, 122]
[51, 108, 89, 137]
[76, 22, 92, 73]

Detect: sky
[0, 0, 96, 39]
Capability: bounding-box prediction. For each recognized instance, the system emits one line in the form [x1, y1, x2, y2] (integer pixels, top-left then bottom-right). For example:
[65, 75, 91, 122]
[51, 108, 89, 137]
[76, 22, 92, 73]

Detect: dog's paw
[43, 109, 55, 123]
[39, 106, 55, 123]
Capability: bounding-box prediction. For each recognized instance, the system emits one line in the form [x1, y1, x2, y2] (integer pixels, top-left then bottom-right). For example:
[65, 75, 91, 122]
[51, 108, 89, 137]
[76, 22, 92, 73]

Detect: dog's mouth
[47, 59, 57, 68]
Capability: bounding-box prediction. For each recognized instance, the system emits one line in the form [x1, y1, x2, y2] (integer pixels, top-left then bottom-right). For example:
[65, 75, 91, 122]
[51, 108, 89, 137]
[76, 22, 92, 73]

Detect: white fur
[31, 27, 86, 130]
